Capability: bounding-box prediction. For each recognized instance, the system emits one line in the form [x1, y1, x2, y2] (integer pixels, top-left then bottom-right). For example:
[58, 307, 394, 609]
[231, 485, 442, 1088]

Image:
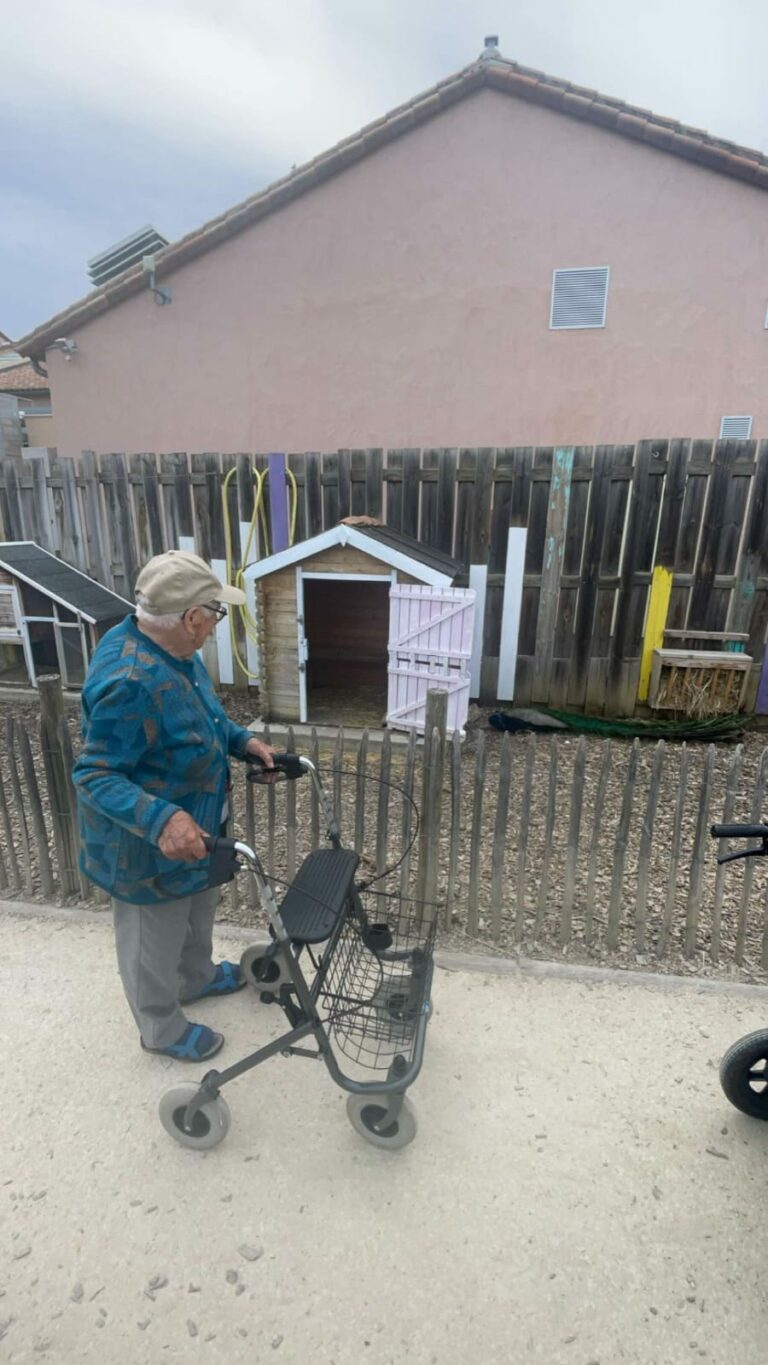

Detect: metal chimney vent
[87, 225, 169, 288]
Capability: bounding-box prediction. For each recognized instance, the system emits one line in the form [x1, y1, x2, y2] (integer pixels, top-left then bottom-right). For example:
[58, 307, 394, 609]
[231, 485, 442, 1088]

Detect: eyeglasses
[204, 602, 228, 621]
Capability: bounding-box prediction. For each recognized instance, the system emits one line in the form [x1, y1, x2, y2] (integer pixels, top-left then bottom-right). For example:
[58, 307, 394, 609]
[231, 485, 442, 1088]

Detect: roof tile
[0, 362, 49, 393]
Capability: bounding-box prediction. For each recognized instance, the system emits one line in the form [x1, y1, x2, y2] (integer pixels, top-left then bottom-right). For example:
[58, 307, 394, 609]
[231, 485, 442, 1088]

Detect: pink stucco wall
[47, 89, 768, 455]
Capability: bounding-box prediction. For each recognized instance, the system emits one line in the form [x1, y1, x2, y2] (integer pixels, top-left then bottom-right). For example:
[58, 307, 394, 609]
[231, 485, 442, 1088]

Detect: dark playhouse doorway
[303, 577, 390, 726]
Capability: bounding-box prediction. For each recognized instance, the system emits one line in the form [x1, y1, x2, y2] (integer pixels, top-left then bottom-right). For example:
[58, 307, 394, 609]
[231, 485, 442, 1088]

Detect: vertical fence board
[467, 729, 486, 936]
[658, 745, 689, 956]
[534, 739, 558, 938]
[285, 725, 297, 882]
[561, 736, 587, 945]
[376, 731, 391, 878]
[354, 729, 369, 856]
[365, 448, 384, 521]
[634, 741, 665, 954]
[585, 743, 612, 946]
[469, 448, 494, 566]
[399, 730, 417, 899]
[684, 745, 716, 957]
[490, 732, 512, 941]
[5, 718, 33, 896]
[607, 740, 639, 949]
[514, 734, 536, 943]
[446, 730, 462, 928]
[736, 749, 768, 965]
[0, 757, 19, 889]
[711, 744, 744, 963]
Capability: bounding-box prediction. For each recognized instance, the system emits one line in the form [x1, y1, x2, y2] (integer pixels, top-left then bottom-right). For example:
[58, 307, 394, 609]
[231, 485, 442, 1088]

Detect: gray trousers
[112, 888, 221, 1048]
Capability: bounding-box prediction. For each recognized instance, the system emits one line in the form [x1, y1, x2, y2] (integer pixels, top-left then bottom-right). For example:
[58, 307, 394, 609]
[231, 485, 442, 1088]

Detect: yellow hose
[222, 462, 298, 681]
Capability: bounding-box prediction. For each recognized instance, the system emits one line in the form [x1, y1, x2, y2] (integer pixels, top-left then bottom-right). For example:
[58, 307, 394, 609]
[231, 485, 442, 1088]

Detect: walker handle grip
[203, 835, 238, 854]
[246, 751, 304, 783]
[711, 824, 768, 840]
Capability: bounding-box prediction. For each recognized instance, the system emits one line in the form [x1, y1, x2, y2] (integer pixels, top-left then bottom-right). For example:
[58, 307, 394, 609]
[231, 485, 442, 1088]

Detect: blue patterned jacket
[72, 616, 253, 904]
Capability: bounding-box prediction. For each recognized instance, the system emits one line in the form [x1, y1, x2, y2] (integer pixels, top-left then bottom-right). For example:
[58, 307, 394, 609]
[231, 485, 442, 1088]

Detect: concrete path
[2, 908, 768, 1365]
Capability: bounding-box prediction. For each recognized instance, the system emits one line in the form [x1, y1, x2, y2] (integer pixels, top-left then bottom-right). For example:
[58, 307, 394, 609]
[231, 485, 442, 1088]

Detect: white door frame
[296, 570, 394, 723]
[0, 584, 36, 686]
[295, 568, 308, 723]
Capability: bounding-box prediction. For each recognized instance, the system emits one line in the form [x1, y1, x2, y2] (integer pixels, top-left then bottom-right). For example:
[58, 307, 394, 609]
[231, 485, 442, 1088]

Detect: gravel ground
[2, 693, 768, 984]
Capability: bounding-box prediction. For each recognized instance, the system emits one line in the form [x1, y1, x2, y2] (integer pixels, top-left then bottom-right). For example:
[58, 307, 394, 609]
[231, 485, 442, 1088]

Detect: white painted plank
[469, 565, 488, 697]
[211, 558, 234, 686]
[497, 528, 527, 701]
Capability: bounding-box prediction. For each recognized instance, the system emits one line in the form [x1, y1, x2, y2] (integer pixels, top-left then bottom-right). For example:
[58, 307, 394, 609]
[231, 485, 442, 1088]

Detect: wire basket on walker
[158, 752, 436, 1153]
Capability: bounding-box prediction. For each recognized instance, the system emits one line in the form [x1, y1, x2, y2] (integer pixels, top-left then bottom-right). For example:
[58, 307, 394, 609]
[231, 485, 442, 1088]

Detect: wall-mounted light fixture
[142, 254, 172, 306]
[49, 337, 78, 361]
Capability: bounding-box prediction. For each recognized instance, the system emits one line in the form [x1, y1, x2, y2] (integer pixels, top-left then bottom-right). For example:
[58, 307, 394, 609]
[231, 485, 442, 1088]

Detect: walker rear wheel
[346, 1094, 417, 1151]
[720, 1029, 768, 1119]
[159, 1083, 231, 1150]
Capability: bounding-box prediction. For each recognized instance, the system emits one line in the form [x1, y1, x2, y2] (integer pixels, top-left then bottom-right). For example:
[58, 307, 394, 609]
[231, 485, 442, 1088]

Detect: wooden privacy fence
[2, 684, 768, 980]
[1, 440, 768, 712]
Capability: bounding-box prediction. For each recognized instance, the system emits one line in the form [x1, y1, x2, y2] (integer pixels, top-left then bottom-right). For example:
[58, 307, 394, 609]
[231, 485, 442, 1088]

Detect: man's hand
[245, 737, 281, 783]
[245, 737, 276, 767]
[158, 810, 209, 862]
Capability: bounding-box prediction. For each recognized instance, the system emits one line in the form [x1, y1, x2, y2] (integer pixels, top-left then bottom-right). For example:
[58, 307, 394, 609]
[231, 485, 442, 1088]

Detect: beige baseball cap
[135, 550, 245, 615]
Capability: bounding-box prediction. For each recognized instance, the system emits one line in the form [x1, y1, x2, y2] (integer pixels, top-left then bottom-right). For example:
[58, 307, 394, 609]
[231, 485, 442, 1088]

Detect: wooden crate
[649, 648, 752, 715]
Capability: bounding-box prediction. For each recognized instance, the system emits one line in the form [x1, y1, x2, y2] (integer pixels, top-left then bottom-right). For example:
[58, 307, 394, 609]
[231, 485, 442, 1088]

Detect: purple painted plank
[268, 452, 290, 552]
[756, 645, 768, 714]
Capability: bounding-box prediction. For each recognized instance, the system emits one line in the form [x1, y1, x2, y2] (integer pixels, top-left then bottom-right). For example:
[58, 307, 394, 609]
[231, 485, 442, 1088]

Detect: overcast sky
[2, 0, 766, 341]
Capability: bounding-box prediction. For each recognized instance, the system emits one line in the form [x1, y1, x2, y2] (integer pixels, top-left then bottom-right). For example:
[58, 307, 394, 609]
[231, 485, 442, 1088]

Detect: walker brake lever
[716, 845, 768, 866]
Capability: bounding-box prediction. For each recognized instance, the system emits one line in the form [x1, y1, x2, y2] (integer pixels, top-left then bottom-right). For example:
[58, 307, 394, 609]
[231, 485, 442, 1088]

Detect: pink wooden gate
[386, 584, 476, 735]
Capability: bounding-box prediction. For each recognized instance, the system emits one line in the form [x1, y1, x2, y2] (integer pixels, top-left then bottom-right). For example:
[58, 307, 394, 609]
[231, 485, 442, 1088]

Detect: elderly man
[72, 549, 274, 1063]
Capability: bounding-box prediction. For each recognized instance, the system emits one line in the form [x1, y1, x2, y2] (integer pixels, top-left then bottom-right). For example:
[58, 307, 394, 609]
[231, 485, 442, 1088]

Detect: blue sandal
[141, 1022, 224, 1062]
[180, 961, 246, 1005]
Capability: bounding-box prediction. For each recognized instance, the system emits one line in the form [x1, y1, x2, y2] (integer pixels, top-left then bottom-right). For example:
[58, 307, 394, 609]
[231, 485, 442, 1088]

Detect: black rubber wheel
[720, 1029, 768, 1119]
[346, 1094, 417, 1150]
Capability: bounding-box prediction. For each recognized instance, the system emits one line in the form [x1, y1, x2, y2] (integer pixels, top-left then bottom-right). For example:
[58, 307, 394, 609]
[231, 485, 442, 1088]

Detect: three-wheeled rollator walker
[159, 752, 435, 1152]
[711, 821, 768, 1118]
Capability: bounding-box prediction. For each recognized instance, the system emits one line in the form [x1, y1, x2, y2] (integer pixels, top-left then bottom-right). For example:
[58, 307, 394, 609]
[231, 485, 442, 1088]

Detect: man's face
[180, 602, 224, 656]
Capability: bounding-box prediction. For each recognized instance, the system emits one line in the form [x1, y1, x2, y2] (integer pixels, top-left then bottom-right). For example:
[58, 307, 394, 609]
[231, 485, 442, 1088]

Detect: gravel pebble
[187, 1320, 198, 1338]
[238, 1244, 263, 1262]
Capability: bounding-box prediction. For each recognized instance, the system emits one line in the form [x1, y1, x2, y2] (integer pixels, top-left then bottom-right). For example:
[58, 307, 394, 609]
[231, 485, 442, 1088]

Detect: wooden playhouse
[246, 523, 475, 732]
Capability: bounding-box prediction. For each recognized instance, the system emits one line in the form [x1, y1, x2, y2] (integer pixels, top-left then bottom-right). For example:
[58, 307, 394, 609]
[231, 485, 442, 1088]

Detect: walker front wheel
[346, 1094, 417, 1151]
[159, 1083, 231, 1150]
[720, 1029, 768, 1119]
[240, 940, 291, 998]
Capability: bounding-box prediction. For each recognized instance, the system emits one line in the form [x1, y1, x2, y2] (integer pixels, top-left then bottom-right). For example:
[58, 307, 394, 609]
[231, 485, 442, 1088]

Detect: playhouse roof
[0, 542, 132, 623]
[245, 524, 462, 587]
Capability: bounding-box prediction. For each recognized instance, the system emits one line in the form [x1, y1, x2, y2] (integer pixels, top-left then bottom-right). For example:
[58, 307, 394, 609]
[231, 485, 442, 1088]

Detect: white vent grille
[550, 267, 609, 330]
[719, 415, 753, 439]
[87, 225, 168, 287]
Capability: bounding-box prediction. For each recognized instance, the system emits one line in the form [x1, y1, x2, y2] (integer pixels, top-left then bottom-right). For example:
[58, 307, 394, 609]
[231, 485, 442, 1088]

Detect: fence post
[38, 673, 80, 898]
[416, 690, 447, 916]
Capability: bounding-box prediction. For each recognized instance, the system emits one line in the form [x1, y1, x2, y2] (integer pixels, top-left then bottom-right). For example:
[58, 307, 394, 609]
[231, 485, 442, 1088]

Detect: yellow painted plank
[638, 566, 673, 702]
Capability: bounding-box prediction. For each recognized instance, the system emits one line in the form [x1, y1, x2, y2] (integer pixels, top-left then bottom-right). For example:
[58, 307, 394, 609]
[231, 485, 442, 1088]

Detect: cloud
[2, 0, 767, 338]
[2, 0, 417, 170]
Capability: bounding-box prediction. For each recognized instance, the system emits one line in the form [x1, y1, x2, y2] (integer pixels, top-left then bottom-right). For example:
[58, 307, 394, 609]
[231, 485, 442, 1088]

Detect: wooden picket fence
[1, 439, 768, 711]
[2, 680, 768, 979]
